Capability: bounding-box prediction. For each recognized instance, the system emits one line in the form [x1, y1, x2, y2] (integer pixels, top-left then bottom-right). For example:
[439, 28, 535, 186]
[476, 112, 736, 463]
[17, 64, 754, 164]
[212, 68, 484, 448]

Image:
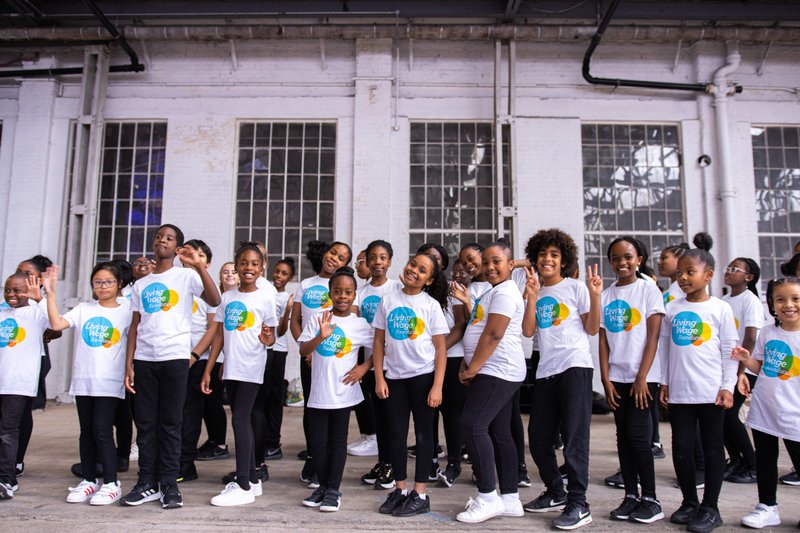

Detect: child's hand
[459, 366, 476, 385]
[23, 274, 42, 302]
[177, 246, 202, 269]
[427, 385, 442, 408]
[200, 373, 212, 394]
[449, 281, 469, 305]
[342, 363, 367, 386]
[375, 378, 389, 400]
[317, 311, 335, 339]
[125, 366, 136, 394]
[259, 325, 275, 346]
[41, 265, 59, 295]
[524, 266, 540, 300]
[283, 295, 294, 317]
[587, 263, 603, 296]
[737, 374, 751, 398]
[730, 345, 751, 362]
[603, 380, 620, 411]
[716, 389, 734, 409]
[631, 377, 652, 410]
[659, 384, 669, 409]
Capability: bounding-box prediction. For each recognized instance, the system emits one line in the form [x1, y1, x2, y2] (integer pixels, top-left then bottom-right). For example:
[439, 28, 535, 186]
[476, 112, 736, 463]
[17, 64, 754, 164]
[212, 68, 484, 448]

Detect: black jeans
[612, 382, 658, 499]
[0, 395, 32, 485]
[308, 407, 350, 491]
[225, 379, 260, 490]
[439, 357, 466, 465]
[669, 403, 725, 509]
[132, 359, 189, 486]
[354, 349, 376, 436]
[530, 367, 593, 505]
[114, 391, 133, 459]
[76, 396, 120, 483]
[460, 374, 521, 494]
[203, 362, 226, 444]
[511, 388, 525, 465]
[386, 372, 435, 483]
[724, 373, 757, 467]
[364, 371, 390, 463]
[649, 383, 661, 444]
[181, 359, 211, 465]
[253, 350, 285, 462]
[752, 430, 800, 506]
[300, 355, 312, 452]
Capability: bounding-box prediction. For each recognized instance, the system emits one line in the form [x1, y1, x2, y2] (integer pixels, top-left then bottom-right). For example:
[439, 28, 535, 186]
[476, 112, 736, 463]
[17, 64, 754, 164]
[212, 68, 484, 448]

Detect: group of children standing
[0, 224, 798, 532]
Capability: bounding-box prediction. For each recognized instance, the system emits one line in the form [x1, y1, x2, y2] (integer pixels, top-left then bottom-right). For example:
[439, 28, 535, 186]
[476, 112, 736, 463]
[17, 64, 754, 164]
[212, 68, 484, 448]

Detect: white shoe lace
[220, 482, 241, 495]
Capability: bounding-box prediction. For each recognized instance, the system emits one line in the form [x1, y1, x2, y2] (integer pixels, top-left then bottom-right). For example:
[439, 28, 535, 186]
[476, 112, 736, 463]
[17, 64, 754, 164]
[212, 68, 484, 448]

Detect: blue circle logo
[82, 317, 116, 348]
[361, 295, 381, 324]
[224, 301, 253, 331]
[386, 306, 425, 341]
[317, 326, 351, 358]
[302, 285, 331, 310]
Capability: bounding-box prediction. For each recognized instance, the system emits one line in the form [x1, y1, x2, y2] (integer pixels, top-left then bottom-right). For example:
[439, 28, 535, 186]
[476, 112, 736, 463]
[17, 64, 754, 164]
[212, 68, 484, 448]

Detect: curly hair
[525, 228, 579, 278]
[411, 253, 449, 311]
[305, 240, 353, 275]
[780, 253, 800, 277]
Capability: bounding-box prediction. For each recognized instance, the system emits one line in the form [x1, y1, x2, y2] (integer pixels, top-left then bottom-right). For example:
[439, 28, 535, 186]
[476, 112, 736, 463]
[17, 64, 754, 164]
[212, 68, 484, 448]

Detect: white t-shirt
[372, 287, 450, 379]
[358, 279, 402, 359]
[722, 290, 765, 376]
[746, 324, 800, 441]
[214, 288, 278, 384]
[190, 297, 217, 360]
[462, 280, 526, 382]
[298, 313, 374, 409]
[130, 267, 205, 362]
[294, 275, 333, 329]
[535, 277, 593, 379]
[256, 276, 279, 297]
[444, 297, 465, 359]
[64, 301, 131, 399]
[660, 297, 739, 403]
[272, 290, 291, 352]
[0, 305, 49, 396]
[601, 278, 666, 383]
[663, 280, 685, 307]
[468, 281, 492, 307]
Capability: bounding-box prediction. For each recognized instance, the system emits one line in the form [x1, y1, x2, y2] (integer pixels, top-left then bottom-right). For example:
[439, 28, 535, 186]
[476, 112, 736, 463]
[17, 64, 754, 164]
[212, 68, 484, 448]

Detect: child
[298, 267, 374, 512]
[455, 241, 526, 523]
[122, 224, 221, 509]
[599, 237, 666, 523]
[659, 248, 738, 532]
[200, 242, 276, 506]
[355, 250, 371, 282]
[43, 262, 131, 505]
[732, 277, 800, 529]
[522, 228, 602, 531]
[373, 253, 449, 517]
[0, 272, 51, 499]
[219, 262, 239, 293]
[721, 258, 763, 484]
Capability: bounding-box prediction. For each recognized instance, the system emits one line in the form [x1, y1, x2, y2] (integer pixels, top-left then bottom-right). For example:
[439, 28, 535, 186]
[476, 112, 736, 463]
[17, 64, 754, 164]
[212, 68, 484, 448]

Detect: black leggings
[439, 357, 466, 465]
[308, 407, 350, 491]
[225, 380, 260, 490]
[252, 350, 286, 462]
[114, 391, 133, 458]
[460, 374, 521, 494]
[354, 349, 376, 436]
[612, 382, 658, 499]
[669, 403, 725, 509]
[752, 430, 800, 506]
[510, 388, 525, 465]
[0, 395, 32, 485]
[76, 396, 119, 484]
[386, 373, 435, 484]
[364, 371, 390, 463]
[300, 356, 312, 451]
[203, 362, 227, 444]
[724, 373, 757, 466]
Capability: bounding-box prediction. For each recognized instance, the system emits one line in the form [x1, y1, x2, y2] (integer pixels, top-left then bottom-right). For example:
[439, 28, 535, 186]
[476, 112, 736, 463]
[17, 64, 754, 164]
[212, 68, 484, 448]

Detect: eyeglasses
[133, 260, 151, 266]
[725, 266, 747, 275]
[92, 280, 118, 288]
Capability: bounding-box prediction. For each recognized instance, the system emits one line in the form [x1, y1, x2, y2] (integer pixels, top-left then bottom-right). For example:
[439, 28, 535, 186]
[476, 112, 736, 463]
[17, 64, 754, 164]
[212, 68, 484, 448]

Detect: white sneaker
[0, 482, 14, 499]
[129, 443, 139, 462]
[348, 434, 378, 457]
[210, 482, 255, 507]
[67, 479, 100, 503]
[501, 492, 525, 517]
[252, 480, 262, 497]
[90, 481, 122, 505]
[457, 492, 506, 523]
[347, 434, 366, 452]
[741, 503, 781, 529]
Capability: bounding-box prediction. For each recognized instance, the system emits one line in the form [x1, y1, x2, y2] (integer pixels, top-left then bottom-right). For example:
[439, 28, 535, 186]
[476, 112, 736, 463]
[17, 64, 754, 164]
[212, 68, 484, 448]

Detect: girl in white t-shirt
[298, 267, 374, 512]
[599, 237, 666, 524]
[657, 243, 689, 306]
[201, 242, 277, 507]
[455, 242, 526, 523]
[721, 257, 763, 483]
[373, 253, 449, 517]
[43, 262, 132, 505]
[731, 277, 800, 529]
[659, 249, 738, 532]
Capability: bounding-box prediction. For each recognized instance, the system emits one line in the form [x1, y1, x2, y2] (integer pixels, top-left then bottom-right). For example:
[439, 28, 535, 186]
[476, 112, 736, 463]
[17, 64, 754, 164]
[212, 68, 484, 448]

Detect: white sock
[417, 492, 427, 500]
[400, 489, 408, 496]
[479, 490, 500, 501]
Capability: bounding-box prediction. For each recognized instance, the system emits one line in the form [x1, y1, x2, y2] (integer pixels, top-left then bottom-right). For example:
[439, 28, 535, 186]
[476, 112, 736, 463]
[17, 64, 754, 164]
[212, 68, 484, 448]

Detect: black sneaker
[670, 502, 699, 525]
[308, 473, 320, 489]
[438, 462, 461, 487]
[610, 496, 639, 520]
[256, 463, 269, 483]
[604, 469, 624, 488]
[428, 461, 441, 482]
[197, 444, 229, 461]
[629, 497, 665, 524]
[407, 444, 417, 458]
[780, 468, 800, 486]
[361, 462, 382, 485]
[0, 482, 14, 500]
[553, 502, 592, 530]
[221, 471, 237, 484]
[461, 444, 470, 463]
[176, 463, 198, 483]
[264, 447, 283, 460]
[70, 462, 103, 479]
[320, 488, 341, 512]
[407, 444, 444, 459]
[160, 482, 183, 509]
[375, 463, 396, 490]
[558, 463, 568, 481]
[672, 472, 705, 489]
[297, 449, 308, 461]
[686, 505, 723, 533]
[392, 490, 430, 517]
[554, 434, 564, 450]
[300, 457, 314, 484]
[121, 481, 160, 506]
[302, 486, 326, 508]
[379, 488, 407, 514]
[117, 456, 130, 473]
[196, 439, 215, 455]
[723, 457, 741, 479]
[651, 443, 666, 459]
[14, 463, 23, 477]
[726, 465, 757, 484]
[524, 490, 567, 513]
[518, 463, 532, 488]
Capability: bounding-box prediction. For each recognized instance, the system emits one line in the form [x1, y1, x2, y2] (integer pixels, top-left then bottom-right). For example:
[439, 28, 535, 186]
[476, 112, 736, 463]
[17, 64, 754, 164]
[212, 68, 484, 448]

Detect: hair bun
[692, 232, 713, 251]
[334, 266, 355, 276]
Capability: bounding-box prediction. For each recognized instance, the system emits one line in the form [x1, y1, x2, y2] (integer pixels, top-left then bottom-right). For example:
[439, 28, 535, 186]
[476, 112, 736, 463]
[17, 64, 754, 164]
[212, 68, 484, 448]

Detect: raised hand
[317, 311, 335, 339]
[524, 266, 540, 300]
[177, 246, 201, 269]
[23, 273, 42, 302]
[449, 281, 469, 306]
[730, 345, 751, 362]
[587, 263, 603, 296]
[41, 265, 60, 295]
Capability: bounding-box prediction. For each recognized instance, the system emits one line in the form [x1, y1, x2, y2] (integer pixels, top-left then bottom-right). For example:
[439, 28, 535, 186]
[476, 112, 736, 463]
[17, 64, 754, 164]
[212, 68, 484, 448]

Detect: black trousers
[460, 374, 521, 494]
[226, 379, 260, 490]
[203, 362, 226, 444]
[253, 349, 285, 462]
[132, 359, 188, 486]
[439, 357, 466, 464]
[649, 384, 661, 444]
[724, 374, 757, 467]
[386, 372, 435, 483]
[752, 430, 800, 506]
[669, 403, 725, 509]
[354, 349, 376, 436]
[530, 367, 593, 505]
[76, 396, 120, 483]
[300, 356, 312, 452]
[114, 391, 133, 458]
[0, 395, 32, 485]
[612, 382, 658, 499]
[511, 388, 525, 464]
[308, 407, 350, 491]
[364, 371, 390, 463]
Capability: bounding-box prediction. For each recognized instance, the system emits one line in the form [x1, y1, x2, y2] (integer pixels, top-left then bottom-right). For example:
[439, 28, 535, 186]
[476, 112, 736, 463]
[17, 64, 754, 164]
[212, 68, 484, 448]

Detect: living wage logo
[361, 295, 381, 325]
[387, 306, 425, 340]
[302, 285, 332, 310]
[317, 325, 353, 358]
[664, 292, 676, 306]
[604, 299, 641, 333]
[82, 317, 121, 348]
[762, 339, 800, 380]
[224, 301, 255, 331]
[469, 298, 485, 326]
[0, 318, 26, 348]
[671, 311, 711, 346]
[536, 296, 569, 329]
[141, 282, 179, 313]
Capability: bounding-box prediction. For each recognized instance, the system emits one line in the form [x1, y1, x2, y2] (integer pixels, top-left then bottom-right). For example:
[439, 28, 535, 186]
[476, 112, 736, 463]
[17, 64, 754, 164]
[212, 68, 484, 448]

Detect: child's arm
[631, 313, 663, 409]
[581, 263, 603, 335]
[191, 310, 218, 364]
[658, 319, 670, 408]
[372, 328, 388, 399]
[200, 323, 223, 394]
[731, 345, 762, 375]
[290, 301, 303, 341]
[277, 294, 294, 337]
[41, 266, 70, 331]
[428, 333, 446, 408]
[446, 303, 467, 349]
[343, 346, 373, 386]
[178, 247, 222, 306]
[598, 329, 619, 410]
[125, 312, 140, 394]
[298, 311, 334, 358]
[521, 266, 539, 337]
[460, 313, 511, 383]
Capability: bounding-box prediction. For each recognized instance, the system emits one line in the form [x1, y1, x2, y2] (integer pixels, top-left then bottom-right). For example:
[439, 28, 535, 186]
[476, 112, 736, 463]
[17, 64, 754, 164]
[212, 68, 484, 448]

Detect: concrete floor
[2, 403, 799, 532]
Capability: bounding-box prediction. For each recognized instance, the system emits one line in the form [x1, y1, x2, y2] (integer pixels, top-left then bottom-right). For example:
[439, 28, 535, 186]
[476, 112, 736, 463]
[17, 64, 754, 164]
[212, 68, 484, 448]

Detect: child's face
[322, 244, 351, 275]
[91, 269, 120, 301]
[676, 256, 712, 295]
[403, 254, 436, 290]
[132, 256, 154, 279]
[329, 275, 357, 313]
[772, 283, 800, 327]
[482, 246, 512, 286]
[723, 259, 751, 288]
[424, 247, 444, 270]
[16, 261, 38, 278]
[272, 262, 293, 290]
[220, 263, 239, 289]
[180, 245, 208, 269]
[367, 246, 392, 279]
[658, 251, 678, 277]
[4, 276, 29, 308]
[609, 240, 641, 282]
[153, 227, 179, 259]
[355, 252, 370, 280]
[257, 244, 268, 274]
[452, 261, 471, 286]
[236, 250, 263, 287]
[536, 245, 563, 281]
[459, 248, 482, 278]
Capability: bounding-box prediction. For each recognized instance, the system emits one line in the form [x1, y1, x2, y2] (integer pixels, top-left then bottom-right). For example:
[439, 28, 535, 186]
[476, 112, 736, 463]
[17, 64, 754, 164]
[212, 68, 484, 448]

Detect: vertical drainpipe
[709, 41, 741, 261]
